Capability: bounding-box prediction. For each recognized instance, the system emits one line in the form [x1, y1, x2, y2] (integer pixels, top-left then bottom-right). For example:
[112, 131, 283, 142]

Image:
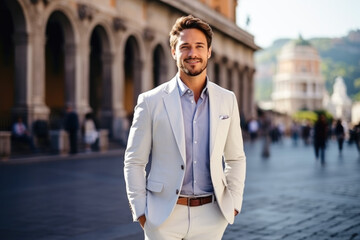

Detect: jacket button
[176, 189, 179, 194]
[181, 165, 184, 170]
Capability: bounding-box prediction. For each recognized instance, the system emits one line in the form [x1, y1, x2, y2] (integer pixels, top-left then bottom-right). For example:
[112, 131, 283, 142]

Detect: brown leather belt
[177, 195, 215, 207]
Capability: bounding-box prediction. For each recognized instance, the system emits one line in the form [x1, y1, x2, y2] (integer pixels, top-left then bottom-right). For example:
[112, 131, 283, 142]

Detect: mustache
[185, 57, 202, 62]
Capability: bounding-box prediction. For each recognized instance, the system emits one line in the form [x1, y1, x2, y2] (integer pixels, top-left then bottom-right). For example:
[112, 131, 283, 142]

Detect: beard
[178, 57, 208, 77]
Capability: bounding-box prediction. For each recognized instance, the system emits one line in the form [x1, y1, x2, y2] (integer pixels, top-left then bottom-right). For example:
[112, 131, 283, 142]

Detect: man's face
[172, 28, 211, 77]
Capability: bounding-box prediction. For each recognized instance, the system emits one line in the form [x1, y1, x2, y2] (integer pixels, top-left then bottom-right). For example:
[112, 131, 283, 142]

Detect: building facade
[272, 37, 325, 115]
[0, 0, 258, 140]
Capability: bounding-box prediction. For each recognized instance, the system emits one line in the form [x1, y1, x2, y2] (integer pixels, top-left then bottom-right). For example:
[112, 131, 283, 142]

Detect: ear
[171, 48, 176, 60]
[207, 46, 212, 59]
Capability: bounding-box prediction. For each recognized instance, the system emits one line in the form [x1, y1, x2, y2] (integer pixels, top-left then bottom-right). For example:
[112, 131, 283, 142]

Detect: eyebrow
[179, 42, 206, 47]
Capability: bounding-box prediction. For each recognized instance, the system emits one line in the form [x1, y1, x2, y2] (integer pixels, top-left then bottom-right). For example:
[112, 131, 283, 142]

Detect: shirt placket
[192, 96, 203, 194]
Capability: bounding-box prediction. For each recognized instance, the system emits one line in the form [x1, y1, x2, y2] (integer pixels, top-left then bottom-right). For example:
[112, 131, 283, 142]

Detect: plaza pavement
[0, 138, 359, 240]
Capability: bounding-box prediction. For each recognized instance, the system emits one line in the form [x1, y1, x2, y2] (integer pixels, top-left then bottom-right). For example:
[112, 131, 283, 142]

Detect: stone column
[77, 42, 91, 118]
[242, 67, 249, 117]
[219, 57, 228, 89]
[232, 64, 240, 108]
[112, 50, 128, 143]
[29, 29, 49, 121]
[237, 65, 245, 113]
[207, 58, 215, 82]
[248, 68, 256, 118]
[160, 62, 168, 85]
[227, 67, 233, 91]
[134, 59, 143, 105]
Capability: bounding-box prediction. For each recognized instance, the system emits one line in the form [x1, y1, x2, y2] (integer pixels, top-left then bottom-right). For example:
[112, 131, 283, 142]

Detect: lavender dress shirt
[177, 76, 213, 196]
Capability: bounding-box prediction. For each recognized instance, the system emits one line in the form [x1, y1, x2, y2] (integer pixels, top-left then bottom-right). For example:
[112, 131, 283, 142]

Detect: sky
[236, 0, 360, 48]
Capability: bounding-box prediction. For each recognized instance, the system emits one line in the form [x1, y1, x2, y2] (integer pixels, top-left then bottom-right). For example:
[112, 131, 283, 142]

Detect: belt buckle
[187, 197, 198, 206]
[187, 197, 194, 206]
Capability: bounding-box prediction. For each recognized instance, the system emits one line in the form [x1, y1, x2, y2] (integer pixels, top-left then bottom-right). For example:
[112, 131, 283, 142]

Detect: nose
[188, 47, 197, 58]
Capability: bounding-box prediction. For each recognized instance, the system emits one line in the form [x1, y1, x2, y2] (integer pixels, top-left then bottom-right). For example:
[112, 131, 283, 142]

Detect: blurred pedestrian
[291, 121, 301, 146]
[12, 117, 37, 152]
[64, 105, 79, 154]
[354, 122, 360, 154]
[334, 119, 345, 154]
[82, 112, 98, 152]
[301, 121, 311, 146]
[313, 114, 328, 163]
[248, 117, 259, 142]
[260, 112, 271, 158]
[270, 124, 280, 143]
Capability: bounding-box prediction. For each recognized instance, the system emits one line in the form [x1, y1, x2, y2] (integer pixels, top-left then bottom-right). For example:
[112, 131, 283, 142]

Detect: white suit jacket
[124, 76, 246, 228]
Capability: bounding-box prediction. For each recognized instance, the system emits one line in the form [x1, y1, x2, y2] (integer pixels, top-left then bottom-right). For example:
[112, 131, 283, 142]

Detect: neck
[179, 70, 207, 102]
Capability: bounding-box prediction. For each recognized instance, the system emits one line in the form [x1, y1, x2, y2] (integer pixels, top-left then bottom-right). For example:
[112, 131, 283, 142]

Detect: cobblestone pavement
[224, 139, 360, 240]
[0, 138, 359, 240]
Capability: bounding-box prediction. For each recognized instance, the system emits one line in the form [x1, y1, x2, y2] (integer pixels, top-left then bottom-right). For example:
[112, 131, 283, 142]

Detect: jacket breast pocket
[146, 180, 164, 193]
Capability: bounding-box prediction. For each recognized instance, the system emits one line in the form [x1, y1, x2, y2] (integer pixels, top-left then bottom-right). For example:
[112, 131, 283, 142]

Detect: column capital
[113, 17, 127, 32]
[143, 27, 155, 42]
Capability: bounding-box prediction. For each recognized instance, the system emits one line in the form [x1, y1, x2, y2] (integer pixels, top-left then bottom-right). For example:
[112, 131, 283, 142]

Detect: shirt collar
[176, 74, 209, 98]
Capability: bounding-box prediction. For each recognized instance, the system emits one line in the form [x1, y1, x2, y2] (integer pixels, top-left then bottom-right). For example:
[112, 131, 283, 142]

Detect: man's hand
[138, 215, 146, 228]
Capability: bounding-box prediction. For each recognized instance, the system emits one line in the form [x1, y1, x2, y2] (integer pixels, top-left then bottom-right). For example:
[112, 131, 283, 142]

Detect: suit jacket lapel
[163, 78, 186, 163]
[208, 83, 221, 160]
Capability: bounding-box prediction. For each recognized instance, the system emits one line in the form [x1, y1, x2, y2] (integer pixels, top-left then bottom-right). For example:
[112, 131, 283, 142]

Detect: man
[313, 114, 328, 164]
[124, 15, 246, 240]
[64, 105, 79, 154]
[12, 117, 37, 152]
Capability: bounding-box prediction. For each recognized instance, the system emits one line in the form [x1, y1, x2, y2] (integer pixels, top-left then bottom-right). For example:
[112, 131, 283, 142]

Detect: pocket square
[219, 115, 229, 120]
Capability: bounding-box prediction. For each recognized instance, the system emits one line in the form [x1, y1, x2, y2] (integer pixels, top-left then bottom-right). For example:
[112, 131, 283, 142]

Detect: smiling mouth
[185, 58, 202, 64]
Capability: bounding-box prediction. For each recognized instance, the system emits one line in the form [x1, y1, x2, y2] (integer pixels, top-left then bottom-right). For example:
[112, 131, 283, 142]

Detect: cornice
[158, 0, 261, 51]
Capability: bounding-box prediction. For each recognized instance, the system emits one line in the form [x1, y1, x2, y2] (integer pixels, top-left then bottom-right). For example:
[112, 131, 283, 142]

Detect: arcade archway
[89, 25, 112, 130]
[0, 0, 29, 130]
[153, 44, 167, 87]
[45, 11, 75, 128]
[0, 0, 14, 130]
[124, 36, 142, 116]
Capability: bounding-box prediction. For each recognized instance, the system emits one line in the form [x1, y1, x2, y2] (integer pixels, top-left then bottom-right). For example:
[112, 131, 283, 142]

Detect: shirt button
[191, 100, 194, 104]
[194, 141, 197, 144]
[194, 161, 197, 164]
[181, 165, 184, 170]
[176, 189, 179, 194]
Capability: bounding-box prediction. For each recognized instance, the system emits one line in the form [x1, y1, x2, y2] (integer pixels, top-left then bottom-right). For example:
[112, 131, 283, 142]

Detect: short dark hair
[169, 15, 213, 50]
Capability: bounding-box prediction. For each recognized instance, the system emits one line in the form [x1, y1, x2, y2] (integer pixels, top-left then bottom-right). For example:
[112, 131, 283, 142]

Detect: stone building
[0, 0, 259, 141]
[272, 36, 325, 115]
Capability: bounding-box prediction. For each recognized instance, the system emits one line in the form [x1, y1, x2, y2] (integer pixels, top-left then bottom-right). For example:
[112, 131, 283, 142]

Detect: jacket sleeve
[124, 93, 152, 221]
[223, 93, 246, 213]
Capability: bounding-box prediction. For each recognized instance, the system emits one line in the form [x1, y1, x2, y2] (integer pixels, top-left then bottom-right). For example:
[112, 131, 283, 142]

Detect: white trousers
[144, 201, 228, 240]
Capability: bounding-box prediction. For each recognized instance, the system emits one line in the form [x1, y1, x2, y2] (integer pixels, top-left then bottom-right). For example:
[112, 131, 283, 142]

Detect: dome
[278, 35, 319, 60]
[286, 35, 312, 47]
